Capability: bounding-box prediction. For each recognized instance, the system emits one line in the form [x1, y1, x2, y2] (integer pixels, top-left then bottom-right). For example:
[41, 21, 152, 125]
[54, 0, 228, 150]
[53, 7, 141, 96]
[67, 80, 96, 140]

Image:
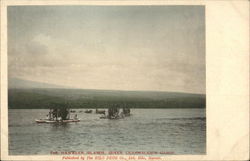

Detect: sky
[8, 6, 205, 93]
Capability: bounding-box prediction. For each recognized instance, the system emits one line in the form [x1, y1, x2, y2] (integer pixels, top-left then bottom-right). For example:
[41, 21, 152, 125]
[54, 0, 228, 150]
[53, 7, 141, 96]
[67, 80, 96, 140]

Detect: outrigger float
[35, 108, 80, 123]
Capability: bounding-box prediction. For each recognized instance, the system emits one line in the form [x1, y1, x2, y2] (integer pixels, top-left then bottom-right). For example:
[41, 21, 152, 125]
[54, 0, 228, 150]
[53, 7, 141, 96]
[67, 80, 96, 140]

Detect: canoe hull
[35, 119, 80, 123]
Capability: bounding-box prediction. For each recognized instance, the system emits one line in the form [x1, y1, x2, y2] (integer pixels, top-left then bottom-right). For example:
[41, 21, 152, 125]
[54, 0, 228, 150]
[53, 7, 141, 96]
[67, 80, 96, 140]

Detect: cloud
[8, 6, 205, 93]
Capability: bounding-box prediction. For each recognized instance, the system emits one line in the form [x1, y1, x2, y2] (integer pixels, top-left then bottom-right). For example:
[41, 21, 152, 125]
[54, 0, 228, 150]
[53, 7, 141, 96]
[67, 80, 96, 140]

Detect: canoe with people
[35, 108, 80, 123]
[100, 107, 131, 119]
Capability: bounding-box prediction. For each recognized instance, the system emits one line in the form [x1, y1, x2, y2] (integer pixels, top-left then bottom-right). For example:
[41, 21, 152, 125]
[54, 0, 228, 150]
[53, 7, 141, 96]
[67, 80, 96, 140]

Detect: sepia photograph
[7, 5, 206, 155]
[1, 1, 249, 161]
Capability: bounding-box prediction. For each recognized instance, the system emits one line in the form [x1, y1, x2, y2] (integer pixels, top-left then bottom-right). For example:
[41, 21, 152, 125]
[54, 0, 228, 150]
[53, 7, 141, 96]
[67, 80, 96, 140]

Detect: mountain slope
[8, 88, 206, 109]
[8, 78, 69, 89]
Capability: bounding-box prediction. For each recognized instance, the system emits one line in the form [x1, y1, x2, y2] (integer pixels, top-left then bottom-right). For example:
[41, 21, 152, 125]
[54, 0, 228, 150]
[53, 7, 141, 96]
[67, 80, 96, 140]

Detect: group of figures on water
[36, 107, 131, 123]
[102, 108, 131, 119]
[86, 108, 131, 119]
[36, 108, 80, 123]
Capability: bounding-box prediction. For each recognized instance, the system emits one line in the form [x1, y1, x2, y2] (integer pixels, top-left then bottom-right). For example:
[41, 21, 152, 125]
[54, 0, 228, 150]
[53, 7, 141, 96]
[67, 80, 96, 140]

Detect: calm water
[9, 108, 206, 155]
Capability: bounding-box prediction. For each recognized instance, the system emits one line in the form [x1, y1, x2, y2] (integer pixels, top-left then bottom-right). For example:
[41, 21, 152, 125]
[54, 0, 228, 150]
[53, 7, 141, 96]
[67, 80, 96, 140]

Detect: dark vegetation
[8, 88, 206, 109]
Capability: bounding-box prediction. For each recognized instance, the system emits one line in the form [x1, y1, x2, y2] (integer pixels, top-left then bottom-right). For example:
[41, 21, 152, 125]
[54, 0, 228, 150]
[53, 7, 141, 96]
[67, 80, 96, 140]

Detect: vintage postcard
[1, 0, 249, 161]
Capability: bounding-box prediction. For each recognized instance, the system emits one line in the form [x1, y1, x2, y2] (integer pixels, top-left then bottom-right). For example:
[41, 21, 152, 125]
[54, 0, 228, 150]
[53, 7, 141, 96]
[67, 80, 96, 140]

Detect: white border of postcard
[1, 0, 249, 161]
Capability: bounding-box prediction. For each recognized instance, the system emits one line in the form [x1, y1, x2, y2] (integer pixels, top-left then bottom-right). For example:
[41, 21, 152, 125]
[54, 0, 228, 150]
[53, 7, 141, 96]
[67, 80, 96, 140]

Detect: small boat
[84, 109, 92, 113]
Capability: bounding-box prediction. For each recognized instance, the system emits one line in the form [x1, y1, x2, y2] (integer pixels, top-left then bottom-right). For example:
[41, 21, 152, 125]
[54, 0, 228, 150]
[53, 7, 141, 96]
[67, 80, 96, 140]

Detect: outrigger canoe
[36, 108, 80, 123]
[35, 119, 80, 123]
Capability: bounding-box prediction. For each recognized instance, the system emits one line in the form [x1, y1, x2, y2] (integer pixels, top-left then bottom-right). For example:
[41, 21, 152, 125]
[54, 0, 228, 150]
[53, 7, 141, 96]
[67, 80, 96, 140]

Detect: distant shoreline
[8, 88, 206, 109]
